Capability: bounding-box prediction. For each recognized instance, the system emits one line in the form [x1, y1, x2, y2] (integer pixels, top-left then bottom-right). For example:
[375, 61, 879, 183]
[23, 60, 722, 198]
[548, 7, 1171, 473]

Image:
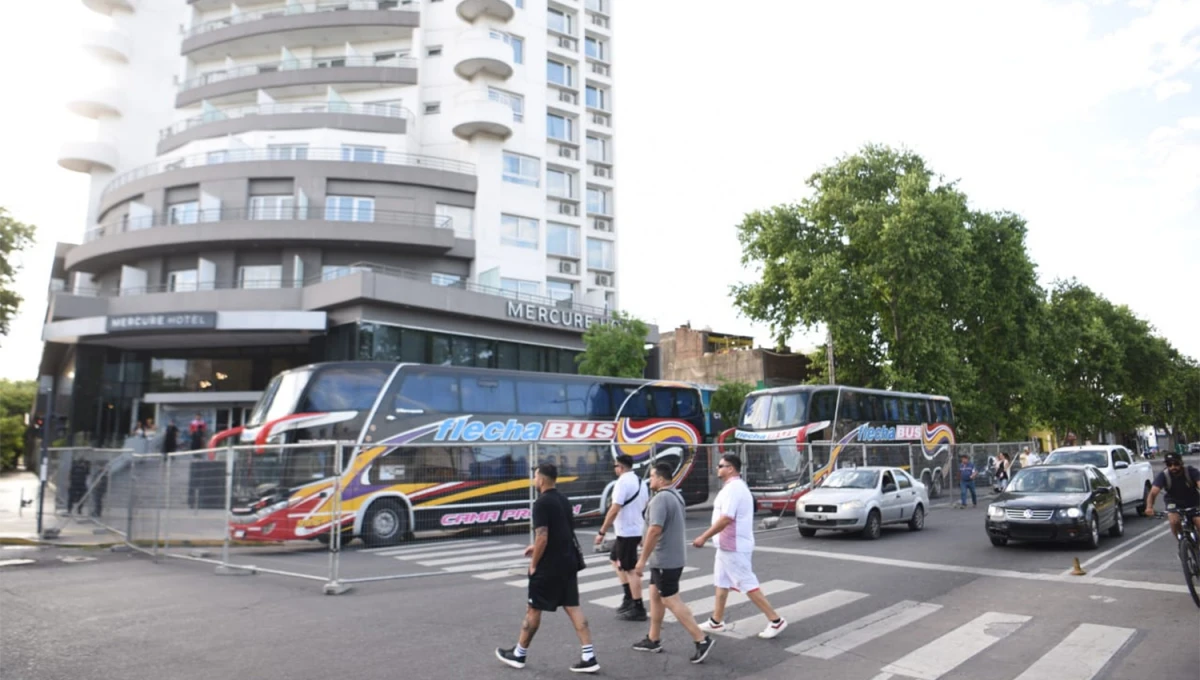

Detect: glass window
[435, 203, 474, 236]
[586, 136, 607, 162]
[325, 196, 374, 222]
[585, 37, 603, 60]
[547, 7, 572, 34]
[431, 273, 462, 287]
[675, 389, 701, 419]
[502, 152, 540, 186]
[517, 379, 568, 415]
[238, 265, 282, 289]
[489, 87, 524, 121]
[547, 113, 573, 141]
[610, 385, 649, 418]
[168, 269, 197, 292]
[395, 371, 460, 413]
[586, 187, 609, 215]
[300, 365, 391, 412]
[399, 328, 426, 363]
[167, 201, 199, 225]
[546, 280, 574, 301]
[547, 59, 572, 87]
[809, 390, 837, 422]
[649, 388, 675, 418]
[548, 169, 574, 198]
[500, 278, 540, 298]
[569, 382, 609, 417]
[546, 222, 579, 257]
[249, 195, 295, 220]
[267, 144, 308, 160]
[587, 238, 614, 270]
[586, 85, 606, 110]
[461, 377, 517, 413]
[321, 265, 370, 281]
[489, 31, 524, 64]
[1043, 449, 1108, 467]
[497, 342, 518, 370]
[341, 145, 385, 163]
[501, 214, 539, 248]
[740, 392, 809, 430]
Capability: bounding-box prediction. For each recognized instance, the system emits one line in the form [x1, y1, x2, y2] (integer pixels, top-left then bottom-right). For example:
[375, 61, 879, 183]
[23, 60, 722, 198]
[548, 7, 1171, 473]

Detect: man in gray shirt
[631, 463, 715, 663]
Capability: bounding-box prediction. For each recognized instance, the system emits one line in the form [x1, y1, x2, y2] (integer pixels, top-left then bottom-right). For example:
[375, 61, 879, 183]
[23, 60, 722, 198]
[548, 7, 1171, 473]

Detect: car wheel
[1109, 505, 1124, 537]
[861, 510, 881, 540]
[908, 504, 925, 531]
[799, 528, 817, 538]
[1084, 513, 1101, 549]
[1113, 490, 1123, 517]
[989, 536, 1008, 547]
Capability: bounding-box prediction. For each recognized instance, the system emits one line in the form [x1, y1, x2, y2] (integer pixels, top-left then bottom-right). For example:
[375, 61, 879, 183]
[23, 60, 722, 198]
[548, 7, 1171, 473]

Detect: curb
[0, 536, 265, 549]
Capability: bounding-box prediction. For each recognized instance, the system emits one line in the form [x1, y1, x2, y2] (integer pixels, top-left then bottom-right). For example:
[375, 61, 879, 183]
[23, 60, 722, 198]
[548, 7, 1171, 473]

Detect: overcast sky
[0, 0, 1196, 382]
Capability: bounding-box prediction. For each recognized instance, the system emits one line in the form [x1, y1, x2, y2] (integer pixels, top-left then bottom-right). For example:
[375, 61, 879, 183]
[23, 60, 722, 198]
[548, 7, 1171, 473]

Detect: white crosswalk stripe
[1010, 623, 1136, 680]
[473, 553, 611, 580]
[719, 589, 868, 640]
[665, 579, 803, 623]
[506, 566, 701, 592]
[362, 539, 499, 556]
[590, 573, 714, 608]
[395, 544, 519, 562]
[788, 600, 943, 659]
[879, 611, 1031, 680]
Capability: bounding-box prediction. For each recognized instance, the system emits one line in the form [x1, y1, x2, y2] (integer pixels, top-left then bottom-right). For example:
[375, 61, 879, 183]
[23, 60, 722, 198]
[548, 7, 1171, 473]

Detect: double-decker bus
[222, 362, 711, 546]
[720, 385, 956, 512]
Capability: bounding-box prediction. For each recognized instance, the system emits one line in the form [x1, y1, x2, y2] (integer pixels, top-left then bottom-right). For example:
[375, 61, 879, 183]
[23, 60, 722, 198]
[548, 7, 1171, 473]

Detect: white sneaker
[698, 618, 726, 633]
[758, 617, 788, 639]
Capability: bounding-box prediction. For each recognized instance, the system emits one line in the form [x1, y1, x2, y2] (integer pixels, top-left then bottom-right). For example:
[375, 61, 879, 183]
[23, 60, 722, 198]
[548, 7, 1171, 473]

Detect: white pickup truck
[1041, 445, 1155, 515]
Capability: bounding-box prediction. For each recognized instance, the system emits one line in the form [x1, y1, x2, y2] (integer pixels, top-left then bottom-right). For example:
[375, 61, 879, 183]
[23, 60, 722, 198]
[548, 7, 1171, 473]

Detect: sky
[0, 0, 1197, 381]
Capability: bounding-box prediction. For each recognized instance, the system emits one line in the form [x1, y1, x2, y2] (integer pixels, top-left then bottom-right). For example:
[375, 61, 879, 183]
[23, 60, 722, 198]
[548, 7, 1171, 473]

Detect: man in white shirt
[595, 454, 650, 621]
[692, 453, 787, 639]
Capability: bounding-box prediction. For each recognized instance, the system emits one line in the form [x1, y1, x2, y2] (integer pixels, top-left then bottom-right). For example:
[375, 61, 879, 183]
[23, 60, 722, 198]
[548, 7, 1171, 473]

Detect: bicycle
[1155, 507, 1200, 608]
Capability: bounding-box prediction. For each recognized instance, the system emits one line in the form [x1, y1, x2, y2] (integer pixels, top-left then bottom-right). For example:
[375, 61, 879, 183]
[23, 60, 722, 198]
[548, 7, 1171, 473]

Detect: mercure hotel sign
[506, 301, 612, 330]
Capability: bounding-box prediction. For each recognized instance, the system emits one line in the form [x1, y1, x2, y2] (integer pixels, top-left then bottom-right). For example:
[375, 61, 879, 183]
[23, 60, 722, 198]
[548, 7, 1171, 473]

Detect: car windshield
[740, 392, 809, 430]
[1009, 468, 1087, 493]
[1043, 450, 1107, 467]
[820, 469, 879, 489]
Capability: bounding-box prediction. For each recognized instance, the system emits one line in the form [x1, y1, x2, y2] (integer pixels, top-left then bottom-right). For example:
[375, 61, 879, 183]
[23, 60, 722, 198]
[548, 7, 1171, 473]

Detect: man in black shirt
[1144, 452, 1200, 538]
[497, 462, 599, 674]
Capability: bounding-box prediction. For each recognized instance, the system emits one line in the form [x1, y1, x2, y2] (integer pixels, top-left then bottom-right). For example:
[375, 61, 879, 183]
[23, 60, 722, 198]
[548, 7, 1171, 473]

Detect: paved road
[4, 498, 1198, 680]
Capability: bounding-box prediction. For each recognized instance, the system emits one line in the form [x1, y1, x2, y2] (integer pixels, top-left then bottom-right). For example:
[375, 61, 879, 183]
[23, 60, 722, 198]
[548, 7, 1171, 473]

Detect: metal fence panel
[39, 448, 131, 541]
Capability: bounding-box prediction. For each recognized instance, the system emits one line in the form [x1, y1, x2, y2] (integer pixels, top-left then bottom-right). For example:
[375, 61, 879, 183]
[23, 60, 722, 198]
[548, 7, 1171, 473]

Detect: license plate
[816, 514, 826, 521]
[234, 530, 245, 538]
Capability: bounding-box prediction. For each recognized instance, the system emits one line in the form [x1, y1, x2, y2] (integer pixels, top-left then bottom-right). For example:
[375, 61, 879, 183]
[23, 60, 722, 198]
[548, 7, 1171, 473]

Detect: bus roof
[273, 361, 706, 391]
[746, 384, 951, 402]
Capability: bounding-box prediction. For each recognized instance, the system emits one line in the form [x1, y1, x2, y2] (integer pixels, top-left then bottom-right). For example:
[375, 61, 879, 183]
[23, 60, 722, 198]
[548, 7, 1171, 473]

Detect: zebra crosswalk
[364, 538, 1145, 680]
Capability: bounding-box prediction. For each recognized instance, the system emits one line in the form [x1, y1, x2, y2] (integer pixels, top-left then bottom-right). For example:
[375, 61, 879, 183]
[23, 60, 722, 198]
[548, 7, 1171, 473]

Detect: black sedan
[985, 464, 1123, 549]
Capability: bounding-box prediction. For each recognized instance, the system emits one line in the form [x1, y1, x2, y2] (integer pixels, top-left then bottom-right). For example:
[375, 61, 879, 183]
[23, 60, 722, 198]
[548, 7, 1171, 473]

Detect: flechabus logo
[433, 416, 617, 442]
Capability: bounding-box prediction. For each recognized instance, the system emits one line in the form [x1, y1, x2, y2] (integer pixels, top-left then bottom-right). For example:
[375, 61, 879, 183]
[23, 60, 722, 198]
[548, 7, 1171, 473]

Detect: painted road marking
[470, 553, 611, 579]
[1011, 623, 1136, 680]
[0, 559, 36, 567]
[665, 579, 803, 623]
[396, 544, 520, 562]
[720, 590, 868, 640]
[361, 539, 494, 555]
[788, 600, 943, 659]
[879, 611, 1030, 680]
[590, 573, 714, 608]
[506, 566, 701, 592]
[416, 548, 532, 567]
[1085, 525, 1173, 576]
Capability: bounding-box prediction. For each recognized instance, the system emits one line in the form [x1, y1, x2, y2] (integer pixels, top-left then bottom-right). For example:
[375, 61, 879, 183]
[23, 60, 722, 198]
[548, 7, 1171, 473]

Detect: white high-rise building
[42, 0, 639, 446]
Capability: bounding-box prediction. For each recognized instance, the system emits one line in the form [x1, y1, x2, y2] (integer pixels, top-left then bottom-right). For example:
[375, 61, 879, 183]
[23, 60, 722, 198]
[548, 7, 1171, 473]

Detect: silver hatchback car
[795, 466, 930, 540]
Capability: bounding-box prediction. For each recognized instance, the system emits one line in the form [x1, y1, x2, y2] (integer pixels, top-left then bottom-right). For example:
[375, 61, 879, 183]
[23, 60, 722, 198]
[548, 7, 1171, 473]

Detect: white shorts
[713, 549, 760, 593]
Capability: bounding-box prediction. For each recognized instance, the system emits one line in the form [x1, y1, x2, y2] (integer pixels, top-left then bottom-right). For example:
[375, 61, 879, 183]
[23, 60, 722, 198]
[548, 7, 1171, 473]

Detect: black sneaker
[617, 605, 647, 622]
[495, 647, 526, 669]
[632, 637, 662, 653]
[570, 657, 600, 674]
[616, 599, 633, 614]
[690, 635, 715, 664]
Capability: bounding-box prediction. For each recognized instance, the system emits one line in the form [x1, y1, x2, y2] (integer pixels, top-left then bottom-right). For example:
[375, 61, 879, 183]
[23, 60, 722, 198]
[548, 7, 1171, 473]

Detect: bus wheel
[363, 500, 408, 547]
[930, 471, 944, 499]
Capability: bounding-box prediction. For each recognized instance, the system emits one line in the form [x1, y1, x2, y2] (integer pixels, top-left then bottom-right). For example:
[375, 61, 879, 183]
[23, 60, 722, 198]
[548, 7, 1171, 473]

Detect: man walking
[594, 454, 649, 621]
[959, 454, 977, 508]
[497, 463, 599, 674]
[631, 463, 715, 662]
[692, 453, 787, 639]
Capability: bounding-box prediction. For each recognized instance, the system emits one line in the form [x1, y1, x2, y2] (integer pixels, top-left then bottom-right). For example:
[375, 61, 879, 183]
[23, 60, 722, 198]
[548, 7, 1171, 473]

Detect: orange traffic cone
[1070, 557, 1087, 576]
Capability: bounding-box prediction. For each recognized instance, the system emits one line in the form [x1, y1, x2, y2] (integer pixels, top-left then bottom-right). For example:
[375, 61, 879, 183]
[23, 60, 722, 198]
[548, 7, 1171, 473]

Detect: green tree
[0, 379, 36, 470]
[0, 207, 37, 339]
[709, 380, 755, 430]
[575, 311, 650, 378]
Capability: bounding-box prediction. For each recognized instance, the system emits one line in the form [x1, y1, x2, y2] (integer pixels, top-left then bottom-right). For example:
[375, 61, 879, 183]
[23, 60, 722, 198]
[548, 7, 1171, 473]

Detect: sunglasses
[717, 463, 732, 469]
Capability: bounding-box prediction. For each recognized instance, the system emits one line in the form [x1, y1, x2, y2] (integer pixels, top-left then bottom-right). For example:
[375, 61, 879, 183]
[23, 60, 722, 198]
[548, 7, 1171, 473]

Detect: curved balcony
[81, 28, 130, 63]
[158, 101, 412, 154]
[452, 30, 515, 81]
[451, 90, 514, 141]
[58, 141, 118, 174]
[176, 56, 418, 108]
[82, 0, 134, 15]
[68, 207, 472, 273]
[67, 89, 123, 119]
[182, 2, 420, 60]
[456, 0, 515, 23]
[98, 147, 477, 214]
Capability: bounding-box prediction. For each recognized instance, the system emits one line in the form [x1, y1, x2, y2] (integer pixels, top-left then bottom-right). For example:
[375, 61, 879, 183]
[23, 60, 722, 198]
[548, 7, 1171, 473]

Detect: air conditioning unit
[593, 218, 612, 232]
[596, 274, 612, 287]
[559, 91, 576, 104]
[559, 260, 579, 275]
[558, 146, 575, 159]
[558, 36, 574, 49]
[592, 114, 609, 125]
[594, 166, 611, 178]
[591, 63, 608, 76]
[558, 203, 578, 216]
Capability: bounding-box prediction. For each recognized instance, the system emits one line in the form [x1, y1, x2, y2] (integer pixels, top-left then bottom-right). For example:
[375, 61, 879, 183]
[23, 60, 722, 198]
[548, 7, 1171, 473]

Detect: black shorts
[650, 567, 684, 598]
[528, 571, 580, 612]
[609, 536, 641, 572]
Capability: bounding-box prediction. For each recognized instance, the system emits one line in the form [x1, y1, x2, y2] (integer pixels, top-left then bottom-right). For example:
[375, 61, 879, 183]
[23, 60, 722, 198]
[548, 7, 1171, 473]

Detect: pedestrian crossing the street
[365, 538, 1142, 679]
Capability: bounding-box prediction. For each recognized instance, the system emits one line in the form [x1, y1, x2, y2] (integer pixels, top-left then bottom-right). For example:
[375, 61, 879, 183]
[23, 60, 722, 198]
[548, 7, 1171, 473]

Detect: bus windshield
[740, 391, 809, 430]
[246, 369, 312, 428]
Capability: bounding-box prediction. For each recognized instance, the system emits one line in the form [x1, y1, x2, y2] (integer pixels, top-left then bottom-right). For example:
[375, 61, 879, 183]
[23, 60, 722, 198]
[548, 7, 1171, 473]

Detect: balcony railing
[63, 260, 612, 317]
[179, 55, 417, 92]
[159, 101, 412, 140]
[186, 0, 418, 38]
[83, 207, 467, 243]
[101, 147, 475, 197]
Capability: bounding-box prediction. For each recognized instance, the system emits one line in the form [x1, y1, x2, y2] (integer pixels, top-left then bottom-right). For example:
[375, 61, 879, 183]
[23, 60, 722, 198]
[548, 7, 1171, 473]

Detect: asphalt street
[4, 497, 1199, 680]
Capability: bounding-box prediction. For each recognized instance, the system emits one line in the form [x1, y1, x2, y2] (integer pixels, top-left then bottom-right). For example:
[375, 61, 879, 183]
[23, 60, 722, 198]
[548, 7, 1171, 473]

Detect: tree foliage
[0, 379, 36, 470]
[732, 144, 1196, 444]
[575, 311, 650, 378]
[0, 207, 37, 339]
[710, 380, 755, 430]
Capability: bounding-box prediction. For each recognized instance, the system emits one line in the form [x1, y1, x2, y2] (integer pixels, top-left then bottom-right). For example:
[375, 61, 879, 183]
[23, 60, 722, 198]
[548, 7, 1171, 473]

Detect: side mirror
[1113, 460, 1129, 470]
[883, 484, 897, 494]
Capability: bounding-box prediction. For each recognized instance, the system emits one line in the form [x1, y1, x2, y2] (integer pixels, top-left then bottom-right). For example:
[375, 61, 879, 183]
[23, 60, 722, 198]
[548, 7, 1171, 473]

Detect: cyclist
[1143, 452, 1200, 538]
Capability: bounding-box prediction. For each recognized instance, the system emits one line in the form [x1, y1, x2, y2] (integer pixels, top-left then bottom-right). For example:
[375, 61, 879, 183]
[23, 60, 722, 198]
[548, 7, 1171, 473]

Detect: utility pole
[825, 326, 836, 385]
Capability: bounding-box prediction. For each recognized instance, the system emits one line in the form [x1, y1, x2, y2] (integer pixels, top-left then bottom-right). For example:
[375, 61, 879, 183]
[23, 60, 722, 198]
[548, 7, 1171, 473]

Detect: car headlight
[988, 505, 1004, 518]
[1061, 507, 1082, 518]
[840, 500, 864, 511]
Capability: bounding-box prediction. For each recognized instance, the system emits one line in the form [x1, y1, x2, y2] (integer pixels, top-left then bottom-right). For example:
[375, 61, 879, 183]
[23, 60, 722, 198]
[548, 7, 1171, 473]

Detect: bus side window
[581, 383, 611, 418]
[565, 383, 591, 417]
[863, 394, 884, 422]
[610, 386, 649, 418]
[302, 366, 391, 412]
[883, 396, 900, 423]
[461, 378, 517, 413]
[649, 388, 675, 418]
[517, 379, 568, 416]
[395, 373, 460, 412]
[675, 389, 700, 419]
[809, 390, 836, 422]
[840, 393, 860, 422]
